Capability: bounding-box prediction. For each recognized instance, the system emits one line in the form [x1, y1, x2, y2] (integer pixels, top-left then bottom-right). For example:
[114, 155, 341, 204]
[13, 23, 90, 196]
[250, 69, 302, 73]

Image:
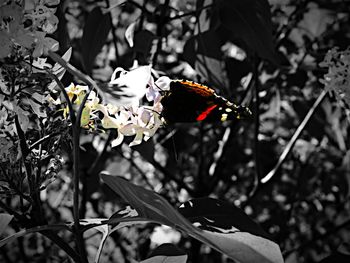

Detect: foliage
[1, 0, 350, 263]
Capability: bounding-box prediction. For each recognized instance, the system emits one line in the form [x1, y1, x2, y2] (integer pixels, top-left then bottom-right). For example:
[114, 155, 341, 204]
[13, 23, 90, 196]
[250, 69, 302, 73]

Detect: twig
[138, 0, 149, 30]
[208, 127, 231, 177]
[260, 90, 328, 184]
[248, 58, 261, 199]
[29, 131, 62, 150]
[169, 4, 214, 21]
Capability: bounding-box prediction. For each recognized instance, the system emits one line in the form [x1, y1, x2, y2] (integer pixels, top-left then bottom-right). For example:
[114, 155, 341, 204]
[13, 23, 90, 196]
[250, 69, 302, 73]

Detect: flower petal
[129, 131, 143, 146]
[111, 131, 124, 147]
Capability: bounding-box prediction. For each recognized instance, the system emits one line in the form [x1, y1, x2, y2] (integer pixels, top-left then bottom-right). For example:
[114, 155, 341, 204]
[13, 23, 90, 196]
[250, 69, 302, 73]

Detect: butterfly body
[160, 80, 251, 123]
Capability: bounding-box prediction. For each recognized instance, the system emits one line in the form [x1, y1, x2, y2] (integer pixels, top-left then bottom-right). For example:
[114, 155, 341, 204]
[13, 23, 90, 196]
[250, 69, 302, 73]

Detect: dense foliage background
[1, 0, 350, 262]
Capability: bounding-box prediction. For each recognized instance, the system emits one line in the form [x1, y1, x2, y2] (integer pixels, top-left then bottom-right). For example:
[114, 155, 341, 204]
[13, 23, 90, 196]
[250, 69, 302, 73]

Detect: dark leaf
[101, 174, 283, 263]
[183, 30, 222, 67]
[178, 197, 272, 240]
[183, 30, 228, 88]
[226, 57, 252, 87]
[0, 214, 13, 236]
[147, 243, 186, 257]
[134, 30, 157, 62]
[81, 7, 111, 74]
[140, 243, 187, 263]
[216, 0, 279, 64]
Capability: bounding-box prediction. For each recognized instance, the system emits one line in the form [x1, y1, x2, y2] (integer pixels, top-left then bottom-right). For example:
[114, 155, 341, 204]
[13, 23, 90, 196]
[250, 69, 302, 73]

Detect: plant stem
[260, 90, 328, 184]
[71, 122, 87, 262]
[48, 51, 92, 262]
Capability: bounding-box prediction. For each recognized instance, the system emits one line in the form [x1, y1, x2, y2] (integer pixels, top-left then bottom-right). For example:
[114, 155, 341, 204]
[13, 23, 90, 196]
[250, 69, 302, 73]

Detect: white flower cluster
[320, 47, 350, 107]
[59, 66, 172, 147]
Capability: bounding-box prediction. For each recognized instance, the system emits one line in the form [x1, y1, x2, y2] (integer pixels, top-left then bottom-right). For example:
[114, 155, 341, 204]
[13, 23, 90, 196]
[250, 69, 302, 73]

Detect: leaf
[81, 7, 111, 74]
[183, 30, 222, 65]
[195, 55, 229, 89]
[289, 3, 334, 47]
[216, 0, 279, 64]
[183, 30, 228, 88]
[133, 30, 157, 60]
[80, 207, 146, 263]
[15, 107, 30, 134]
[0, 32, 13, 59]
[125, 22, 137, 47]
[101, 174, 283, 263]
[47, 47, 72, 91]
[179, 198, 283, 263]
[140, 243, 188, 263]
[80, 218, 114, 263]
[195, 0, 214, 34]
[0, 214, 13, 236]
[101, 174, 190, 228]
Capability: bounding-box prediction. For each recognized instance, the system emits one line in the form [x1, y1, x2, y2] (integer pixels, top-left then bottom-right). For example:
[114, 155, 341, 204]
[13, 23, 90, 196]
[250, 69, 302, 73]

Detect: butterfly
[159, 80, 251, 123]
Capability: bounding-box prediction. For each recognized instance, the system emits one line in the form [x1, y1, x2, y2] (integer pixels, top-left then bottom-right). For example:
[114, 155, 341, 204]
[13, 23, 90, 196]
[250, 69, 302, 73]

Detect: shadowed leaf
[81, 7, 111, 74]
[101, 174, 283, 263]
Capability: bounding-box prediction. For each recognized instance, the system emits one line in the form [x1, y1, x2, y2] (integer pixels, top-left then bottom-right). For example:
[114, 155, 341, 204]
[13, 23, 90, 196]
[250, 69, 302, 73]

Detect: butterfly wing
[160, 80, 248, 123]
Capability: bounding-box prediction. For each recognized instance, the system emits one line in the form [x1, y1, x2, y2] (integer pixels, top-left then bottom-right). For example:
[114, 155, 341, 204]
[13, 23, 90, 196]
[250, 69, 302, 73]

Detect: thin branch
[29, 131, 61, 150]
[260, 90, 328, 184]
[208, 127, 231, 177]
[138, 0, 149, 30]
[248, 58, 261, 199]
[169, 4, 214, 21]
[124, 0, 152, 16]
